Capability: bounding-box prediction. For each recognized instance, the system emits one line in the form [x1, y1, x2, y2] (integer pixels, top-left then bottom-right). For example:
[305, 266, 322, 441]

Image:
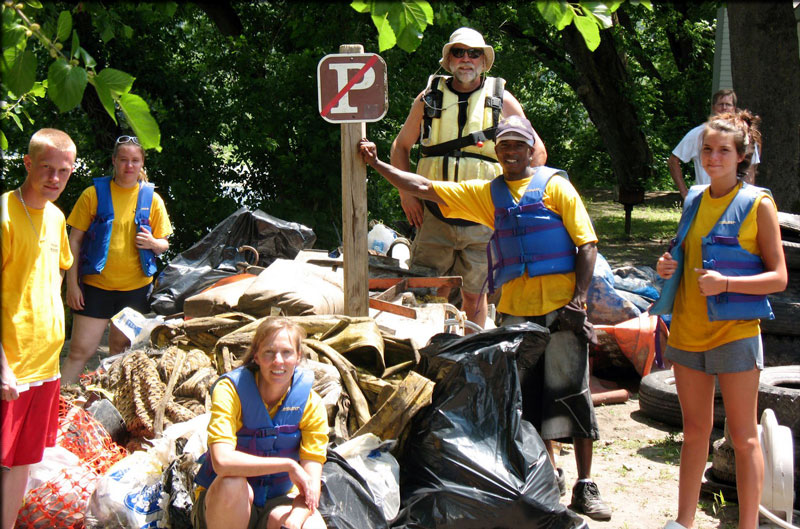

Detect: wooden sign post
[317, 44, 388, 316]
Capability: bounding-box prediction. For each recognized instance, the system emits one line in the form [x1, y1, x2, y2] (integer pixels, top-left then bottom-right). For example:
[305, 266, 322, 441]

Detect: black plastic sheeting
[150, 207, 315, 315]
[319, 449, 390, 529]
[391, 324, 588, 529]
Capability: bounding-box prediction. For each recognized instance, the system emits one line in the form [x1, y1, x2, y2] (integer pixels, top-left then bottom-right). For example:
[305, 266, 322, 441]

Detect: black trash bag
[392, 324, 588, 529]
[161, 458, 194, 529]
[150, 207, 315, 315]
[319, 449, 389, 529]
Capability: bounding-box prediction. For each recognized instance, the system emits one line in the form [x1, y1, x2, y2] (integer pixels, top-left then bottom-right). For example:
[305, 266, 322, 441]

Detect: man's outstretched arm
[359, 140, 444, 204]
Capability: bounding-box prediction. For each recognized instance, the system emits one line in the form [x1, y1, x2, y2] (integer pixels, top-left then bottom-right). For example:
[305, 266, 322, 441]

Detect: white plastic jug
[368, 223, 396, 254]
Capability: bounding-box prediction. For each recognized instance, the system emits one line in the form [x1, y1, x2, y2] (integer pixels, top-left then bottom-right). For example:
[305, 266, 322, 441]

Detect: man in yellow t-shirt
[358, 116, 611, 521]
[2, 128, 76, 529]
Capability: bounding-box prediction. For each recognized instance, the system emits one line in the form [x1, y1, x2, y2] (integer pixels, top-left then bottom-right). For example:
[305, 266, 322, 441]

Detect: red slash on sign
[320, 54, 380, 118]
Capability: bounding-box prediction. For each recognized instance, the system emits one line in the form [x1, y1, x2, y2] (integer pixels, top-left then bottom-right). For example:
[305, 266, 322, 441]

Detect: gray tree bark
[728, 2, 800, 212]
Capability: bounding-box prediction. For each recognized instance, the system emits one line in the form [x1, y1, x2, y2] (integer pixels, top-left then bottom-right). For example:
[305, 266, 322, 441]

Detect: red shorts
[1, 379, 60, 468]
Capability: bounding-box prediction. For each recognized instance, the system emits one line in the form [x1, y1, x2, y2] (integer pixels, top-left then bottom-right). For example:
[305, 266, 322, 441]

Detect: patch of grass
[583, 189, 683, 268]
[637, 431, 683, 465]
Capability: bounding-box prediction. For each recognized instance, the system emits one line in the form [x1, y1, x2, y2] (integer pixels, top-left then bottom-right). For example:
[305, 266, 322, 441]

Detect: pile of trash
[29, 208, 678, 529]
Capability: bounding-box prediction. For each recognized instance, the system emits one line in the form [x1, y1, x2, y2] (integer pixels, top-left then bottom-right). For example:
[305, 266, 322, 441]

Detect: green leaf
[56, 10, 72, 43]
[581, 2, 613, 29]
[416, 0, 433, 24]
[0, 129, 8, 151]
[371, 13, 396, 52]
[122, 24, 133, 39]
[90, 72, 117, 123]
[396, 21, 423, 52]
[25, 0, 43, 8]
[71, 30, 79, 59]
[118, 93, 161, 152]
[350, 0, 371, 14]
[536, 1, 573, 31]
[603, 0, 625, 13]
[47, 59, 87, 111]
[79, 47, 96, 69]
[100, 22, 114, 43]
[2, 23, 27, 50]
[371, 1, 391, 18]
[630, 0, 654, 10]
[29, 81, 45, 97]
[95, 68, 134, 95]
[10, 112, 23, 131]
[403, 0, 430, 31]
[573, 13, 601, 51]
[6, 48, 36, 96]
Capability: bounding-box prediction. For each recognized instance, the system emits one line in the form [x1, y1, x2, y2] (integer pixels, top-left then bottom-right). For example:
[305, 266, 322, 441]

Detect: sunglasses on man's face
[450, 47, 484, 59]
[116, 135, 140, 146]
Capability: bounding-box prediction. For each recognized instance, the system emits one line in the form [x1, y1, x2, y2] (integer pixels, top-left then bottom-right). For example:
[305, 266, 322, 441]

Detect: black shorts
[72, 283, 152, 319]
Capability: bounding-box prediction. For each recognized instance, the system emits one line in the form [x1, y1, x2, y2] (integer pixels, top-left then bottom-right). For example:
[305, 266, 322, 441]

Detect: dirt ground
[556, 395, 739, 529]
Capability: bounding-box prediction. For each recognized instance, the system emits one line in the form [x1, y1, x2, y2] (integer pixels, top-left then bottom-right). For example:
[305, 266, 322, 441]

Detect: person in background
[655, 110, 786, 529]
[2, 128, 76, 529]
[668, 89, 760, 199]
[391, 27, 547, 331]
[193, 317, 328, 529]
[62, 135, 172, 384]
[359, 115, 612, 521]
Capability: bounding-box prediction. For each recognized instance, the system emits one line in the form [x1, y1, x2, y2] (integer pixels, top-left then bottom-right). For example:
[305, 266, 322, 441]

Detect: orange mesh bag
[15, 397, 127, 529]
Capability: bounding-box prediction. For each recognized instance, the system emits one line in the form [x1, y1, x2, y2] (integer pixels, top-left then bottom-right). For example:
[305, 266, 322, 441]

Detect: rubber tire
[758, 365, 800, 438]
[638, 369, 726, 428]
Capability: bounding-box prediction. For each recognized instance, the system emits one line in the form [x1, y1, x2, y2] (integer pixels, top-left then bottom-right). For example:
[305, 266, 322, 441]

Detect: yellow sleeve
[431, 180, 496, 227]
[150, 192, 173, 240]
[544, 176, 598, 246]
[207, 378, 241, 447]
[59, 215, 73, 270]
[298, 389, 329, 464]
[66, 187, 98, 232]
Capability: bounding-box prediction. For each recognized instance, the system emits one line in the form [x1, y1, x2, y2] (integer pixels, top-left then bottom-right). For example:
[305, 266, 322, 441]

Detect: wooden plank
[374, 279, 407, 301]
[368, 276, 463, 290]
[368, 298, 417, 319]
[340, 43, 369, 317]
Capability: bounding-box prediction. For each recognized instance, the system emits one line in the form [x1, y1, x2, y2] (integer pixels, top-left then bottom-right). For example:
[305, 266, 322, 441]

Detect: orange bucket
[594, 314, 669, 377]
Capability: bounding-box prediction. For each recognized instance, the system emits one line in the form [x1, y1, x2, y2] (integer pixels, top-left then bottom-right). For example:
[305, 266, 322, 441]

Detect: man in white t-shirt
[668, 89, 760, 198]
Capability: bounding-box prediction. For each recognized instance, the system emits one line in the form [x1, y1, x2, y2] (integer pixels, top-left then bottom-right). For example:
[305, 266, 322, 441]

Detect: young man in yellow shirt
[1, 128, 76, 529]
[358, 115, 611, 521]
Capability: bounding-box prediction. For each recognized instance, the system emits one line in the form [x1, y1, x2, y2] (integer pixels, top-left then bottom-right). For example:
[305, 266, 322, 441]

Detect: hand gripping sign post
[318, 44, 387, 316]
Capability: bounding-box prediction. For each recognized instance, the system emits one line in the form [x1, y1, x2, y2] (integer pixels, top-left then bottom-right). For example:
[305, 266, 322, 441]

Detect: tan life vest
[417, 75, 504, 182]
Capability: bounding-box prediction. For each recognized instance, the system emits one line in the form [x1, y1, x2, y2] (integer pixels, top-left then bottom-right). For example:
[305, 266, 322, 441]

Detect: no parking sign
[317, 53, 387, 123]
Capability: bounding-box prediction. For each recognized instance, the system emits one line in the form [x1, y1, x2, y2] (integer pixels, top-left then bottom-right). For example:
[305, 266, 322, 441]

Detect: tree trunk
[728, 2, 800, 213]
[559, 25, 652, 209]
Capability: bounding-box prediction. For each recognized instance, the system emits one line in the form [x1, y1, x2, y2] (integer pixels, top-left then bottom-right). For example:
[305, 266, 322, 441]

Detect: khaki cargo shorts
[410, 208, 493, 294]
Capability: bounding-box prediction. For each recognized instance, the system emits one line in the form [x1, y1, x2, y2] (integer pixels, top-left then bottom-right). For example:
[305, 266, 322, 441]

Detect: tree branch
[498, 20, 579, 88]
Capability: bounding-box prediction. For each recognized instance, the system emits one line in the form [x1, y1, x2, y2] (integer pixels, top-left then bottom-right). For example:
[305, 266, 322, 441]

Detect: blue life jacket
[486, 166, 577, 293]
[194, 366, 313, 507]
[79, 176, 158, 277]
[649, 183, 774, 321]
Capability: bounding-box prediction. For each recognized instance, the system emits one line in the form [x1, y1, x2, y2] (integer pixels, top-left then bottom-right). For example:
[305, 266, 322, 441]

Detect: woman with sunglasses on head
[193, 317, 328, 529]
[654, 110, 786, 529]
[61, 135, 172, 384]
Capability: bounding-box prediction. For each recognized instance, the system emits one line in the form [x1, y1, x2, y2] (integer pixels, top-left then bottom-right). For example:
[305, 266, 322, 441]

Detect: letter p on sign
[318, 53, 387, 123]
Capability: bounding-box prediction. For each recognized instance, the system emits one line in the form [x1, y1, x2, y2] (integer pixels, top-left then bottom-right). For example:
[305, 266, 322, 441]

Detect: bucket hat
[440, 27, 495, 73]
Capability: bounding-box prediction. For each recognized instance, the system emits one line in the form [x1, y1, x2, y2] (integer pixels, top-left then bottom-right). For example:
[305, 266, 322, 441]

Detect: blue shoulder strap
[272, 369, 313, 426]
[490, 166, 569, 211]
[93, 176, 114, 220]
[135, 182, 155, 228]
[227, 367, 275, 429]
[648, 185, 705, 316]
[706, 183, 765, 241]
[490, 175, 514, 210]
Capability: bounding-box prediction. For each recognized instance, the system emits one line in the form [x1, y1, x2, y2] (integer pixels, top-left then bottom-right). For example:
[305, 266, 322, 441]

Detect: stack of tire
[640, 212, 800, 508]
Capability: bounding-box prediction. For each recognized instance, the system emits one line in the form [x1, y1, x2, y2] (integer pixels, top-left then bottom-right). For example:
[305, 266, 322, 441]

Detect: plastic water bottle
[368, 223, 396, 254]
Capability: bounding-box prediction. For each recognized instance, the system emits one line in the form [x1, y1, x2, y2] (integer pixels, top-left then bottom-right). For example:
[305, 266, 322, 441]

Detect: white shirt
[672, 124, 761, 185]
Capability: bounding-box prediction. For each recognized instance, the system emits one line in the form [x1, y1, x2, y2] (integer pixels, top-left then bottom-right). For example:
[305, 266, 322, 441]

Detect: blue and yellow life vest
[649, 183, 774, 321]
[194, 366, 313, 507]
[486, 167, 577, 293]
[78, 176, 158, 277]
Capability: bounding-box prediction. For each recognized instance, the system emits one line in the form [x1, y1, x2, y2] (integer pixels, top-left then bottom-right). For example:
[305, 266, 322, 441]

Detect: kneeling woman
[194, 317, 328, 529]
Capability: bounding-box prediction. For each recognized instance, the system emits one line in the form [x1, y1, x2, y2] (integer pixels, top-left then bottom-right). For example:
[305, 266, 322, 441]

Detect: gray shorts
[503, 313, 600, 442]
[665, 335, 763, 374]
